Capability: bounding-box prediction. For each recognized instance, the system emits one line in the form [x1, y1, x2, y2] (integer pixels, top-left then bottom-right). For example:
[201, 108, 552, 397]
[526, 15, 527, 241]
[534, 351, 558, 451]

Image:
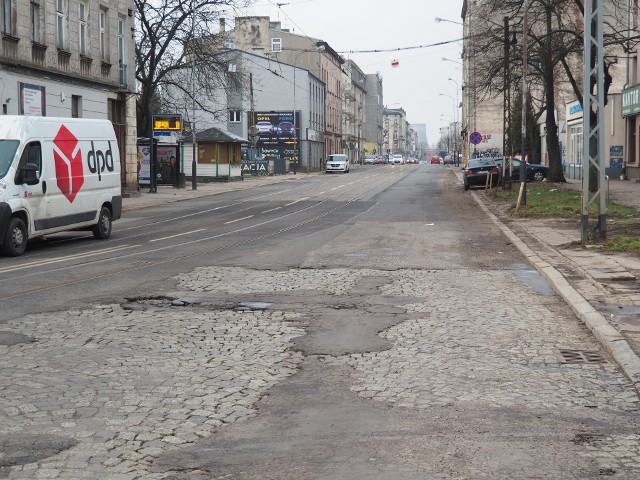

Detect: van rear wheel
[2, 217, 27, 256]
[92, 206, 112, 239]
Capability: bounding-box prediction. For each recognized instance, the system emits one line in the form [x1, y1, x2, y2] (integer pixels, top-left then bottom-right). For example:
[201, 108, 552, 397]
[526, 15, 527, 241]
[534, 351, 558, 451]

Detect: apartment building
[364, 73, 384, 158]
[383, 108, 407, 158]
[0, 0, 137, 190]
[227, 16, 344, 160]
[461, 0, 627, 180]
[342, 59, 366, 164]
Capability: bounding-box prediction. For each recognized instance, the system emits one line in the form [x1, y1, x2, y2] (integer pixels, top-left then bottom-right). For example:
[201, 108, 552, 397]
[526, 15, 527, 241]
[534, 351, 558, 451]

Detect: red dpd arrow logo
[53, 125, 84, 203]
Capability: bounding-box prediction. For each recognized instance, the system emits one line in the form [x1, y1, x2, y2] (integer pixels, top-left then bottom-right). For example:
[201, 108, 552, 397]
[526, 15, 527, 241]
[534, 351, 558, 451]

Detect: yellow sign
[153, 115, 182, 131]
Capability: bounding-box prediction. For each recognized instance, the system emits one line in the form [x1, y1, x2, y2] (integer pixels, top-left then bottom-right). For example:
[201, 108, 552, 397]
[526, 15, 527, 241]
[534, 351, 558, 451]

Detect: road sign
[470, 131, 482, 145]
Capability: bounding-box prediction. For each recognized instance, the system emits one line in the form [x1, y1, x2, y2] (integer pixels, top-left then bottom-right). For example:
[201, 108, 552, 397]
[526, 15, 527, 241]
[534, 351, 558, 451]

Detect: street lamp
[442, 57, 463, 66]
[448, 78, 460, 165]
[435, 17, 463, 26]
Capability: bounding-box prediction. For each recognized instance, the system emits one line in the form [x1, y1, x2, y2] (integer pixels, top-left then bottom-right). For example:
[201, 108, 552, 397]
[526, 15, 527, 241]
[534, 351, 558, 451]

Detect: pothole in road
[0, 434, 77, 467]
[124, 296, 272, 312]
[0, 331, 35, 346]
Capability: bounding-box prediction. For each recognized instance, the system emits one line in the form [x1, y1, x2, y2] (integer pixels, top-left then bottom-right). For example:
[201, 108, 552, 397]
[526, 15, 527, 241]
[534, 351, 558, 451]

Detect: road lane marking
[0, 245, 138, 274]
[149, 229, 206, 243]
[261, 207, 282, 213]
[285, 197, 309, 206]
[225, 215, 255, 224]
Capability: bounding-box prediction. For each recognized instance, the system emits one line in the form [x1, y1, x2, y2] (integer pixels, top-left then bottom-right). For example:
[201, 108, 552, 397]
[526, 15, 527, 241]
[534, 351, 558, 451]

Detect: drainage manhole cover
[559, 349, 607, 364]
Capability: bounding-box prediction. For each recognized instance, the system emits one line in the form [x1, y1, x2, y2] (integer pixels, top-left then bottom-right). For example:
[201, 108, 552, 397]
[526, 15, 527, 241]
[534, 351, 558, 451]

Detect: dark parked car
[494, 158, 548, 182]
[463, 158, 501, 190]
[275, 121, 295, 136]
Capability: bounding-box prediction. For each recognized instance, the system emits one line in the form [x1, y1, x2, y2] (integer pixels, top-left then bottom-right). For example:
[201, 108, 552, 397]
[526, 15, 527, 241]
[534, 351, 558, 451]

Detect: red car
[430, 156, 442, 164]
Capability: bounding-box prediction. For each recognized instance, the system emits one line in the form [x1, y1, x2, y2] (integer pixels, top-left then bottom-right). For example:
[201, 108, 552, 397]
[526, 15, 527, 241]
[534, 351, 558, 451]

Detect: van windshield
[0, 140, 19, 180]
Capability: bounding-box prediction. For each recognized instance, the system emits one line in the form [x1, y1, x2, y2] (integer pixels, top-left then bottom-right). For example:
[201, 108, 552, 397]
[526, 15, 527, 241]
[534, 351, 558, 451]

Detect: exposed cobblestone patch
[0, 302, 304, 478]
[2, 266, 640, 478]
[575, 433, 640, 475]
[176, 266, 365, 295]
[326, 269, 640, 412]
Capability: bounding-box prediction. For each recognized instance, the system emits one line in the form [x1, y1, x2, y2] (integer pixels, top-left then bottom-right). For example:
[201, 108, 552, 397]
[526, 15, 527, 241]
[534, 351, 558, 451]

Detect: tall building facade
[0, 0, 137, 190]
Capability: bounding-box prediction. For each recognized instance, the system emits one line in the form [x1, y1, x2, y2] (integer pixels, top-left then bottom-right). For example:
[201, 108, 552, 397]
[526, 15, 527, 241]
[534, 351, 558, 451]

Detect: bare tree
[470, 0, 636, 182]
[135, 0, 248, 136]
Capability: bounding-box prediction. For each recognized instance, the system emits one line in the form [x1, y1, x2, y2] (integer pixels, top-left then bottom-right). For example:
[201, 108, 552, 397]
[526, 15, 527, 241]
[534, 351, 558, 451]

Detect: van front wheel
[92, 206, 112, 240]
[2, 217, 27, 256]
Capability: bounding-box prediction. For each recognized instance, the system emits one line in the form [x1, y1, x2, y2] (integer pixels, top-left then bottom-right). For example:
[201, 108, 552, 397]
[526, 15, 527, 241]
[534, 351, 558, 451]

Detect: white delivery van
[0, 116, 122, 256]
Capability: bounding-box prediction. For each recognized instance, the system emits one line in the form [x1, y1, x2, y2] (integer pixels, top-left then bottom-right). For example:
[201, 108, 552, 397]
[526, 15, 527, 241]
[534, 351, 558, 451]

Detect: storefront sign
[622, 85, 640, 117]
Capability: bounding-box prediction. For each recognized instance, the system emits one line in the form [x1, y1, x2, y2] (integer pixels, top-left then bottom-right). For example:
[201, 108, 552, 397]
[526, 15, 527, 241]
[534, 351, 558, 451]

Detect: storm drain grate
[558, 349, 607, 364]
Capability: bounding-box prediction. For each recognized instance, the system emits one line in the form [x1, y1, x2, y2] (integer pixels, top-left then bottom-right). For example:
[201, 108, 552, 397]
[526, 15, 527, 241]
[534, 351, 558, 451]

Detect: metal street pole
[191, 16, 197, 190]
[448, 78, 460, 165]
[519, 0, 529, 206]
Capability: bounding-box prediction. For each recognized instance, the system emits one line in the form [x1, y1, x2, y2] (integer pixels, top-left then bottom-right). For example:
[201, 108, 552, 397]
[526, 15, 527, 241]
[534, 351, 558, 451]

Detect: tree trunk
[543, 3, 566, 182]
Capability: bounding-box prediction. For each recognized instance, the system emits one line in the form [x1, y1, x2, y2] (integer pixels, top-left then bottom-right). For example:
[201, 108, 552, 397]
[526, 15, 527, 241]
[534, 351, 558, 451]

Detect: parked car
[463, 157, 501, 190]
[256, 121, 274, 136]
[443, 155, 454, 165]
[363, 155, 376, 165]
[494, 158, 549, 182]
[430, 156, 442, 164]
[275, 121, 294, 136]
[326, 154, 350, 173]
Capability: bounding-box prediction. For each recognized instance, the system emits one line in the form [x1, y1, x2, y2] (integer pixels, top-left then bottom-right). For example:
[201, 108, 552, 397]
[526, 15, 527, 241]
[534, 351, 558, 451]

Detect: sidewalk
[475, 177, 640, 392]
[123, 168, 640, 392]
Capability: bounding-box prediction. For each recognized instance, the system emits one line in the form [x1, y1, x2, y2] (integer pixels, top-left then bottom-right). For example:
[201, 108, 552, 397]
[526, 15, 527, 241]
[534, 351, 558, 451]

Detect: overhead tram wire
[337, 37, 464, 55]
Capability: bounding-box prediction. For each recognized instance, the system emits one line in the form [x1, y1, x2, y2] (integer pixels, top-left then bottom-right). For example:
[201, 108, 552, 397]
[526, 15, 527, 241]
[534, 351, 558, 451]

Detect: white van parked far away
[325, 154, 350, 173]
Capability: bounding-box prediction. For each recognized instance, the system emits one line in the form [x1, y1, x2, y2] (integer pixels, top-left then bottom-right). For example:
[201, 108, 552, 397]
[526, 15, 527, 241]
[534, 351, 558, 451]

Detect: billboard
[252, 111, 300, 164]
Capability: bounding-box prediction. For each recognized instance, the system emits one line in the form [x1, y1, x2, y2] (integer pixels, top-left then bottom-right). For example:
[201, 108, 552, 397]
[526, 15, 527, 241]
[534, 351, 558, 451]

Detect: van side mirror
[18, 163, 39, 185]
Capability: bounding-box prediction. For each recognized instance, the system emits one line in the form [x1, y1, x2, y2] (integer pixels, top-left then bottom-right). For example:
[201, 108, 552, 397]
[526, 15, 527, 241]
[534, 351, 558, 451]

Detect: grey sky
[240, 0, 464, 147]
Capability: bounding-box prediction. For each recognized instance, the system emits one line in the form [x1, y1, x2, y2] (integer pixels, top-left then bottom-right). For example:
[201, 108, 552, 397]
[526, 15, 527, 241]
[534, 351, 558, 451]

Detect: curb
[470, 188, 640, 391]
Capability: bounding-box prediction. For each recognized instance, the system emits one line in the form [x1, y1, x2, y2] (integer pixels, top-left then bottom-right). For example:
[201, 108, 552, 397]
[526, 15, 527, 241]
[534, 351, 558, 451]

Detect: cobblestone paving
[2, 266, 640, 478]
[0, 300, 304, 479]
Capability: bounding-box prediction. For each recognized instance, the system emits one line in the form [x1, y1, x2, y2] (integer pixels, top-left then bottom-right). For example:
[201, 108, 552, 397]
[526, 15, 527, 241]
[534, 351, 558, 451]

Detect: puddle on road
[509, 263, 556, 297]
[600, 305, 640, 327]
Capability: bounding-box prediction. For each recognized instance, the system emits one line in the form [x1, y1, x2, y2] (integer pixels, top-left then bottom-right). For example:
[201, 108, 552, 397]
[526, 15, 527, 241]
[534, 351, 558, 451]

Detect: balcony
[80, 55, 92, 76]
[2, 34, 19, 59]
[31, 42, 47, 65]
[101, 60, 112, 77]
[57, 49, 71, 71]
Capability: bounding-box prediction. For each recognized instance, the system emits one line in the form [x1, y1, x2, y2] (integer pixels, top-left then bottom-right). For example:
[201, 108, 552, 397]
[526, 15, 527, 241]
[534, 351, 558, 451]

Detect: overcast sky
[237, 0, 464, 147]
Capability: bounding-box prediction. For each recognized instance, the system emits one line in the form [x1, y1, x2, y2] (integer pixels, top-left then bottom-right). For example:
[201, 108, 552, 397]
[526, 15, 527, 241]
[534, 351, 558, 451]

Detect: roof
[181, 127, 248, 144]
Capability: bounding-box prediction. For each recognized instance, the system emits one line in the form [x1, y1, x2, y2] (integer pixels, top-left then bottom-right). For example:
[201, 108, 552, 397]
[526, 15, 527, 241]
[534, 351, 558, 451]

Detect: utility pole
[502, 16, 512, 190]
[582, 0, 607, 245]
[518, 0, 529, 208]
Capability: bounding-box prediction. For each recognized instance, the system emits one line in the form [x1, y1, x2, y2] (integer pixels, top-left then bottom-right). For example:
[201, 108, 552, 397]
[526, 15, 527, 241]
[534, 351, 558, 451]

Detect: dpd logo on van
[53, 125, 85, 203]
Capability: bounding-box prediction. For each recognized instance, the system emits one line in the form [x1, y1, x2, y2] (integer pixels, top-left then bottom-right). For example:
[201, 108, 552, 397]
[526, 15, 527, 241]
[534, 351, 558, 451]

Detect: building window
[118, 17, 124, 63]
[30, 0, 41, 43]
[271, 38, 282, 52]
[56, 0, 67, 49]
[229, 110, 241, 123]
[79, 1, 88, 55]
[569, 124, 583, 165]
[224, 38, 235, 49]
[1, 0, 13, 35]
[72, 95, 82, 118]
[99, 8, 108, 61]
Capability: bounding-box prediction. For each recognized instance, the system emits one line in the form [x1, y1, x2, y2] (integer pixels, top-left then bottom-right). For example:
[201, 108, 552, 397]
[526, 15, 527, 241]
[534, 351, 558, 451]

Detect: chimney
[219, 18, 225, 32]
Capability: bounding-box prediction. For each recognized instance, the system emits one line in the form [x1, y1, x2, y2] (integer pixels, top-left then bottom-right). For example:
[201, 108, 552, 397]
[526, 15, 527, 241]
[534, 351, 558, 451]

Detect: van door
[15, 142, 49, 232]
